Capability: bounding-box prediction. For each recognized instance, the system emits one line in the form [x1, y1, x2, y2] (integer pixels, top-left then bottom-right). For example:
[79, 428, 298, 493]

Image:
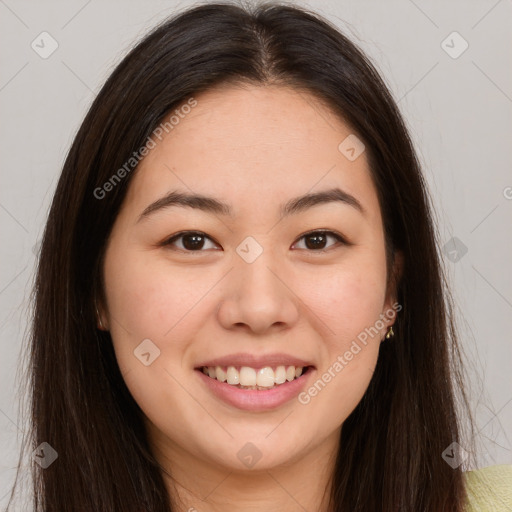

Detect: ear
[384, 249, 403, 314]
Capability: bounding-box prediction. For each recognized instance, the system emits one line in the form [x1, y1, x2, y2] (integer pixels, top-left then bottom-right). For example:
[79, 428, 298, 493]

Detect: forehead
[122, 84, 380, 221]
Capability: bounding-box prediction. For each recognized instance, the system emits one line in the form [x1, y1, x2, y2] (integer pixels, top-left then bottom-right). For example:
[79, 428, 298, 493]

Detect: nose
[216, 251, 300, 335]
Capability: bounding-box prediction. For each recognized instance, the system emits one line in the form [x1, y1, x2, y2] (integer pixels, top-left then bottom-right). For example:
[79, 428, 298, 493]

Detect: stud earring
[385, 325, 394, 340]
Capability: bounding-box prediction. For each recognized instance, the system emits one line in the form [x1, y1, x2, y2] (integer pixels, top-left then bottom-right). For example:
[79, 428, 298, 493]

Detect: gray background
[1, 0, 511, 506]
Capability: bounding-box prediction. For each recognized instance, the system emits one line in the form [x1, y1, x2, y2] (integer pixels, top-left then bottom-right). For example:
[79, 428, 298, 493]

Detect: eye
[161, 229, 348, 253]
[292, 230, 348, 252]
[162, 231, 221, 252]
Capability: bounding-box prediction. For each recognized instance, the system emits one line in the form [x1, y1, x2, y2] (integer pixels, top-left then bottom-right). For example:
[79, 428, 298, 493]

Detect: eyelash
[161, 230, 349, 254]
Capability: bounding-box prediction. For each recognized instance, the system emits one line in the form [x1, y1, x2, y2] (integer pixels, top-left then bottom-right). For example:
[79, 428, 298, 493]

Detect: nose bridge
[235, 239, 285, 306]
[237, 252, 280, 296]
[216, 237, 299, 333]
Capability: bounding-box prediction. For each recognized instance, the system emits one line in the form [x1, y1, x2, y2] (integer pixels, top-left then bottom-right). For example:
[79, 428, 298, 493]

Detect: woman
[6, 2, 512, 511]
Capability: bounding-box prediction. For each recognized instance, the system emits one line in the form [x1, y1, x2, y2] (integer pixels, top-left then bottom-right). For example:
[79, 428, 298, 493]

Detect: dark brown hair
[7, 1, 476, 510]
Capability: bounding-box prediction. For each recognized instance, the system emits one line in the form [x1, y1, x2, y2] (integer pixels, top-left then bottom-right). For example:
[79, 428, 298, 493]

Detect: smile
[200, 365, 312, 390]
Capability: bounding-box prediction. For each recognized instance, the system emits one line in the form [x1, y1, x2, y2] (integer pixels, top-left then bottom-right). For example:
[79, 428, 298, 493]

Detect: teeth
[200, 364, 307, 388]
[240, 367, 257, 386]
[275, 366, 286, 384]
[226, 366, 240, 385]
[216, 366, 227, 382]
[256, 367, 275, 388]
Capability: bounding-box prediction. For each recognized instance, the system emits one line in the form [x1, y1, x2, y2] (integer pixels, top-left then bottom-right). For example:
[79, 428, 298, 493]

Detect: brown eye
[162, 230, 347, 253]
[293, 230, 347, 251]
[163, 231, 220, 252]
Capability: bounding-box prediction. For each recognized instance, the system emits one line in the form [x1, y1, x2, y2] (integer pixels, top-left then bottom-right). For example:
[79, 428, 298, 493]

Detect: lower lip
[195, 368, 315, 411]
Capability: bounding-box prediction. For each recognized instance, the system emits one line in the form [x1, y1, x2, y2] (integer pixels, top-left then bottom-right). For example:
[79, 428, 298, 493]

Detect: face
[99, 84, 401, 474]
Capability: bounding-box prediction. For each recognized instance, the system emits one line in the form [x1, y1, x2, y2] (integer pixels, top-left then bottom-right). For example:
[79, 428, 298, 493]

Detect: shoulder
[463, 464, 512, 511]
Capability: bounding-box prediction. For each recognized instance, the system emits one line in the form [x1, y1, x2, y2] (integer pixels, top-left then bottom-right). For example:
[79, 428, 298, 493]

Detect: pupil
[305, 233, 326, 250]
[183, 234, 204, 250]
[181, 233, 328, 251]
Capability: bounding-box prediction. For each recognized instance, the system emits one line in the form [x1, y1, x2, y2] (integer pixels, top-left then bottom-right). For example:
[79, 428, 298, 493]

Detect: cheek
[291, 259, 386, 412]
[294, 275, 384, 429]
[294, 260, 387, 343]
[103, 245, 228, 379]
[104, 246, 205, 337]
[102, 248, 212, 419]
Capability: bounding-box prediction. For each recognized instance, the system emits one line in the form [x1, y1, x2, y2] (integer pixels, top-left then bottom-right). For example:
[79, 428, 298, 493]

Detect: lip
[195, 366, 315, 412]
[194, 352, 314, 370]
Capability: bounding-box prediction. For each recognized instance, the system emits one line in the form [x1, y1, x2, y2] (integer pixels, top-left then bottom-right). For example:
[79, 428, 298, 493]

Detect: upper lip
[195, 352, 315, 369]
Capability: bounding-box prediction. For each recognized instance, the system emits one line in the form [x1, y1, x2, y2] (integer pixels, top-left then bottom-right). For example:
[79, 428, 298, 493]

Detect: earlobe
[381, 250, 404, 341]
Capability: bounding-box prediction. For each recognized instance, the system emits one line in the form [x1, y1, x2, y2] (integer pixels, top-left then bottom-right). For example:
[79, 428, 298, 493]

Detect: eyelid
[161, 231, 221, 252]
[161, 229, 350, 252]
[291, 229, 349, 251]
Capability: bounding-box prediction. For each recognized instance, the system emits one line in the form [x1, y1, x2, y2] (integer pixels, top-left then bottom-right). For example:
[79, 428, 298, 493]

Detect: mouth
[194, 363, 315, 411]
[194, 364, 314, 390]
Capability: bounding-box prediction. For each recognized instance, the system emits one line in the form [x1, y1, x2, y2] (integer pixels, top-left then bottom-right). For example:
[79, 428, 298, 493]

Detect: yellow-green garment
[464, 465, 512, 511]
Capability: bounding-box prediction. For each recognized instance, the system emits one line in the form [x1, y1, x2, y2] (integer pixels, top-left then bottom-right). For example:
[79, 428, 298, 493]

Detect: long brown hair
[7, 2, 477, 510]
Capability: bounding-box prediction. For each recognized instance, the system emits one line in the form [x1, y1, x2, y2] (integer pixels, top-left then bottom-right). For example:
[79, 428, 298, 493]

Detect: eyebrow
[137, 187, 365, 223]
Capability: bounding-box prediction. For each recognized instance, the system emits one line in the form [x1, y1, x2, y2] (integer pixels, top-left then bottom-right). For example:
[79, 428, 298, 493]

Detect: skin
[98, 83, 402, 512]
